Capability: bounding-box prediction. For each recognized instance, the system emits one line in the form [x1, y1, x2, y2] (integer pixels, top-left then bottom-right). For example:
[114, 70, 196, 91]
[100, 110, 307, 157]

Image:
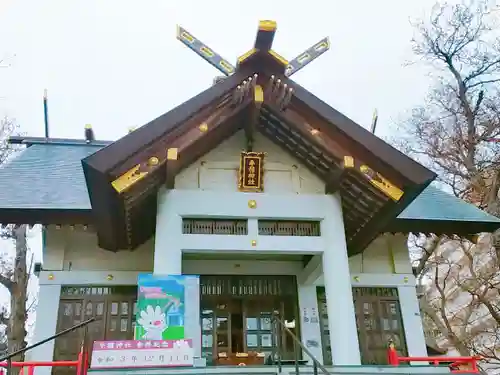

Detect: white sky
[0, 0, 455, 341]
[0, 0, 445, 141]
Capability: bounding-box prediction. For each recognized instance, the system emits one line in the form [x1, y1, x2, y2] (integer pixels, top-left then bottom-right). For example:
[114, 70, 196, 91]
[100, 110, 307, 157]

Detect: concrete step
[87, 364, 456, 375]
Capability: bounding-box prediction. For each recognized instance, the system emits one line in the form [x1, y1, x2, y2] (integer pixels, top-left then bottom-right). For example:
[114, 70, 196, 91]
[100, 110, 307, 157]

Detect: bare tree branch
[0, 115, 33, 359]
[392, 0, 500, 364]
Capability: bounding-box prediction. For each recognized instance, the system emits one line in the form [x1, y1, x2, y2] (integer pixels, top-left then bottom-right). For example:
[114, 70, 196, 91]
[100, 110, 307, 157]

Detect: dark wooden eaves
[257, 103, 433, 256]
[0, 208, 93, 225]
[82, 69, 253, 175]
[282, 77, 437, 188]
[389, 217, 500, 235]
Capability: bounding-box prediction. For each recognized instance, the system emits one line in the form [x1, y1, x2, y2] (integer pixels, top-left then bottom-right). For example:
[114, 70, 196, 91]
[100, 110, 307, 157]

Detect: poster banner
[90, 339, 194, 369]
[135, 274, 199, 342]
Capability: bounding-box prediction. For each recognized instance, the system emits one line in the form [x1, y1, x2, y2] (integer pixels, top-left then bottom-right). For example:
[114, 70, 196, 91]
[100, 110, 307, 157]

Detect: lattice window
[182, 219, 248, 235]
[61, 286, 137, 296]
[352, 287, 399, 298]
[258, 220, 321, 236]
[200, 275, 297, 297]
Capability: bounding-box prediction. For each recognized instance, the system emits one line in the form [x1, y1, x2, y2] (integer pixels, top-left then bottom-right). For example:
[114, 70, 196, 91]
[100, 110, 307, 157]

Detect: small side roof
[0, 139, 108, 223]
[0, 139, 498, 234]
[393, 184, 500, 233]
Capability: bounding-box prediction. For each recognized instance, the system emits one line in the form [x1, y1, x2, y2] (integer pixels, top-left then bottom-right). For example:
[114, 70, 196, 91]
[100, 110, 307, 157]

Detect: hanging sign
[238, 151, 265, 192]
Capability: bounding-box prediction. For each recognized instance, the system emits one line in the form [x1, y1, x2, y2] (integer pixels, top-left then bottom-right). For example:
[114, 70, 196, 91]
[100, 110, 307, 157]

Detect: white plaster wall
[33, 227, 155, 369]
[175, 131, 325, 194]
[43, 225, 154, 272]
[183, 259, 304, 275]
[348, 233, 412, 274]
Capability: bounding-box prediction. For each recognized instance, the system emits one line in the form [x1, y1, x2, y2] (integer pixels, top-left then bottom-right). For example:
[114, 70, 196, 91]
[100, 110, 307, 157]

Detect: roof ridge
[9, 136, 113, 147]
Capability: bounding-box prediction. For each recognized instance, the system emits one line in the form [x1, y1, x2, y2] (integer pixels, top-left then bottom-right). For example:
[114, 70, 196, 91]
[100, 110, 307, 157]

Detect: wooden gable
[82, 21, 436, 252]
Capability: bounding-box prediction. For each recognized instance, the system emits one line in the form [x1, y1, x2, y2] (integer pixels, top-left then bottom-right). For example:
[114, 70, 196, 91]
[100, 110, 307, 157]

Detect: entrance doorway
[53, 286, 137, 375]
[199, 275, 299, 365]
[316, 286, 407, 365]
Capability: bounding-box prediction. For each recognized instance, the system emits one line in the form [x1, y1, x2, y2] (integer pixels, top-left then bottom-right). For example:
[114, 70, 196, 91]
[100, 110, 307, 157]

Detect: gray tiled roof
[0, 143, 102, 209]
[399, 184, 500, 223]
[0, 141, 498, 226]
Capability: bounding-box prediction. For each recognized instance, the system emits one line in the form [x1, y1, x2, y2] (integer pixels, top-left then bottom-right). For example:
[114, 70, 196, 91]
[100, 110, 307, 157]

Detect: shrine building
[0, 20, 499, 374]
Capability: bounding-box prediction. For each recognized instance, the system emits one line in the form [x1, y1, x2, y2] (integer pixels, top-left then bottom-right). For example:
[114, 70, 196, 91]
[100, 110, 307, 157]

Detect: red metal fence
[387, 344, 481, 373]
[0, 349, 88, 375]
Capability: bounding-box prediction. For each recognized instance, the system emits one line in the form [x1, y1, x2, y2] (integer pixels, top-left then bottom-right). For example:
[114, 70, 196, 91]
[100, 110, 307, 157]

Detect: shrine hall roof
[0, 137, 499, 234]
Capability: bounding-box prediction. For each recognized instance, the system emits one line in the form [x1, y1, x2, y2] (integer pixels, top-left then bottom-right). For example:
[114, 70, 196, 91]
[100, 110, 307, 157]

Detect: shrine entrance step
[87, 365, 278, 375]
[87, 364, 454, 375]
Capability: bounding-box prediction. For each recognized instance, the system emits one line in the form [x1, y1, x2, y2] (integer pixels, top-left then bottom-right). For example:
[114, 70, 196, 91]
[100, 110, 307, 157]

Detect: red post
[83, 348, 89, 375]
[27, 366, 34, 375]
[76, 351, 83, 375]
[387, 341, 399, 366]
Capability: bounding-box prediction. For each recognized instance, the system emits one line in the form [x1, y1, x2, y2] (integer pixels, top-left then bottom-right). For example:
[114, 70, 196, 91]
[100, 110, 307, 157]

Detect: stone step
[87, 364, 456, 375]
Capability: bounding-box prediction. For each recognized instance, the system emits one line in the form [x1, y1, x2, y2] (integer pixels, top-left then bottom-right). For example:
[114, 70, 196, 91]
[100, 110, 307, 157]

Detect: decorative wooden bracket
[165, 148, 178, 189]
[111, 156, 161, 194]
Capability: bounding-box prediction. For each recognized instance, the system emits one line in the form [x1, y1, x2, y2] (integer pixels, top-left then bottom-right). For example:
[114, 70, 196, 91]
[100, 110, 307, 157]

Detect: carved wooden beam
[110, 73, 257, 182]
[325, 156, 354, 194]
[111, 75, 255, 194]
[263, 105, 404, 202]
[266, 75, 294, 111]
[163, 100, 251, 189]
[245, 84, 264, 151]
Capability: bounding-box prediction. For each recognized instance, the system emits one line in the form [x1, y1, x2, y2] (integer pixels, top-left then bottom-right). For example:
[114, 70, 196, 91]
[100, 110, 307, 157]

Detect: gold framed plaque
[238, 151, 265, 192]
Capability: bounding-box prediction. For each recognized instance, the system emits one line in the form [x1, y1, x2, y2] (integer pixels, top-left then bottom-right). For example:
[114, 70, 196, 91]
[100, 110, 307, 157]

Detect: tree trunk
[7, 225, 28, 360]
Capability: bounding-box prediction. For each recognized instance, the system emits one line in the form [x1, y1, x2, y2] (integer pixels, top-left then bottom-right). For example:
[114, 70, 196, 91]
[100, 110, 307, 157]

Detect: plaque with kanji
[238, 152, 265, 192]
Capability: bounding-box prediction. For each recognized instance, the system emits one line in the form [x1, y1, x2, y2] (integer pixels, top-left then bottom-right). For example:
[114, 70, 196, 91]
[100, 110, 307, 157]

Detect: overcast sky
[0, 0, 468, 339]
[0, 0, 449, 142]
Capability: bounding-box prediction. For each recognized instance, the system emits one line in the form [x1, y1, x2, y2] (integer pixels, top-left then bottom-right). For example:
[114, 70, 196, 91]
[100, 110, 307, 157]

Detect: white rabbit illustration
[137, 305, 167, 340]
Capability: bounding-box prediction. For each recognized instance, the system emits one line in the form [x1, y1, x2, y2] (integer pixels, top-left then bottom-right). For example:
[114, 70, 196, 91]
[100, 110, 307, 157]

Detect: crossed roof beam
[176, 20, 330, 78]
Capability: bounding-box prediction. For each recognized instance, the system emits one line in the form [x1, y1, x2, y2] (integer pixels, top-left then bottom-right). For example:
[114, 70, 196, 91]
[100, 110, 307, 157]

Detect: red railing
[387, 344, 481, 373]
[0, 349, 88, 375]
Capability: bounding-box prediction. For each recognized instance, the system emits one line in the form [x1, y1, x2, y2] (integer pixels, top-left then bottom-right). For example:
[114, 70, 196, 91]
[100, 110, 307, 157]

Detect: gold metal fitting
[107, 274, 114, 281]
[167, 148, 178, 160]
[343, 156, 355, 168]
[48, 273, 54, 280]
[251, 240, 257, 247]
[199, 123, 208, 132]
[353, 276, 360, 282]
[248, 200, 257, 209]
[148, 157, 159, 166]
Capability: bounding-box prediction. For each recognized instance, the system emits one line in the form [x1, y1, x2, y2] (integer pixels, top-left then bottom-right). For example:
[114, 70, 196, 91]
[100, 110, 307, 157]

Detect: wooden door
[82, 299, 106, 346]
[104, 298, 136, 340]
[201, 297, 234, 364]
[353, 287, 407, 365]
[243, 298, 278, 355]
[53, 287, 137, 375]
[54, 300, 84, 359]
